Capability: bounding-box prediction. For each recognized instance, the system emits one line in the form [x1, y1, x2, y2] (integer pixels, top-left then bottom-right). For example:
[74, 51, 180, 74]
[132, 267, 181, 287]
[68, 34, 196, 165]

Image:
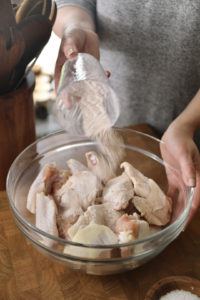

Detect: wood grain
[0, 125, 200, 300]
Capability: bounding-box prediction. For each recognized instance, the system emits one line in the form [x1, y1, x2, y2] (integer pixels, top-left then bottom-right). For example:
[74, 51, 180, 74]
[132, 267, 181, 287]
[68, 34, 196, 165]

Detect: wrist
[169, 117, 196, 137]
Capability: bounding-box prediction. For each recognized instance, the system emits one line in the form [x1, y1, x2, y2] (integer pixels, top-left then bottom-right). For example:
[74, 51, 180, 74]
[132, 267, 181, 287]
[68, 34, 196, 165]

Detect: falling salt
[160, 289, 200, 300]
[56, 53, 125, 176]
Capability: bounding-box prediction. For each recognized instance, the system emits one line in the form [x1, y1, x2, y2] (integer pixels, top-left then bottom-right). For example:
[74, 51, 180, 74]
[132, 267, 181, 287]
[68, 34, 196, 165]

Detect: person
[53, 0, 200, 219]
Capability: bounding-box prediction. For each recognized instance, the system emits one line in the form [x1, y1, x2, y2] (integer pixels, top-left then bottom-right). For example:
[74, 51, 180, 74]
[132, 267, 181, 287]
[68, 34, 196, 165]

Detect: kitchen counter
[0, 124, 200, 300]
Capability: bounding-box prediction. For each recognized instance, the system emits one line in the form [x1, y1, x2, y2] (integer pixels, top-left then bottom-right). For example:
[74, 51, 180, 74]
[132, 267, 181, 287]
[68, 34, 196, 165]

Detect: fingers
[62, 36, 79, 59]
[62, 28, 86, 59]
[54, 46, 66, 91]
[54, 28, 85, 91]
[179, 152, 196, 187]
[188, 153, 200, 219]
[187, 177, 200, 223]
[65, 46, 78, 59]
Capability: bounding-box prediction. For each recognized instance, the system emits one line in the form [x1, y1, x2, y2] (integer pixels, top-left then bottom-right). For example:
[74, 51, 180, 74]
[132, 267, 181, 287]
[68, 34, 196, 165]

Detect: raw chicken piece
[137, 220, 151, 239]
[121, 162, 150, 197]
[56, 207, 81, 239]
[73, 223, 118, 244]
[52, 169, 71, 203]
[134, 218, 157, 254]
[27, 164, 59, 214]
[57, 214, 70, 239]
[133, 193, 172, 226]
[55, 170, 102, 227]
[85, 151, 116, 183]
[103, 172, 134, 210]
[85, 129, 125, 183]
[115, 214, 139, 243]
[68, 203, 122, 239]
[35, 192, 58, 247]
[115, 213, 151, 241]
[100, 203, 123, 231]
[115, 214, 140, 257]
[115, 213, 152, 257]
[57, 187, 83, 224]
[121, 162, 172, 226]
[59, 170, 102, 209]
[66, 159, 88, 175]
[64, 223, 118, 259]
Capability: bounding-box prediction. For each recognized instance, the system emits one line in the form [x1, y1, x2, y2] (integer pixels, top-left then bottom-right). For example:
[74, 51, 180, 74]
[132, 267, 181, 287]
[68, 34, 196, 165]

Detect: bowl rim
[144, 275, 200, 299]
[6, 128, 194, 249]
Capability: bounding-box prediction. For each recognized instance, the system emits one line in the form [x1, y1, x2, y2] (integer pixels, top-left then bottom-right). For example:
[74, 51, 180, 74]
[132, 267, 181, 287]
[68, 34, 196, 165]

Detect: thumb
[62, 36, 78, 59]
[179, 154, 196, 187]
[62, 28, 86, 59]
[54, 30, 83, 91]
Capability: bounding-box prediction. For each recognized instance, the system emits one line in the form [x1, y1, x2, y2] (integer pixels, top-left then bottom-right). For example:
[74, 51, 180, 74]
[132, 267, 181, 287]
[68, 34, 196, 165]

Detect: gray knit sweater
[58, 1, 200, 134]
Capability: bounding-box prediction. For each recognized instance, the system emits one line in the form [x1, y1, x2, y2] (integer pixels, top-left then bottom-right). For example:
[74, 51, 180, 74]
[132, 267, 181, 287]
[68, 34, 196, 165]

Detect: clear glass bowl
[6, 129, 194, 275]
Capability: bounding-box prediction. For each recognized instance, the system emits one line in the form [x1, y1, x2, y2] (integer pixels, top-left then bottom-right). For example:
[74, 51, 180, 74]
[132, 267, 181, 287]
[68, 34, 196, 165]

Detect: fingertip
[65, 47, 78, 59]
[187, 177, 196, 187]
[179, 158, 196, 187]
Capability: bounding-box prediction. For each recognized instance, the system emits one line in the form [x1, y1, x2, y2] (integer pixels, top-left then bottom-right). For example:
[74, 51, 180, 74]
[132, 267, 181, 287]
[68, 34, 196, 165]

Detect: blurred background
[32, 32, 61, 137]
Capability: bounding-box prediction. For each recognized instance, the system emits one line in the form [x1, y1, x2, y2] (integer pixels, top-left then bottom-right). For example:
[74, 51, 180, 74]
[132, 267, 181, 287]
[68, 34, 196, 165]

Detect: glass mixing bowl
[6, 129, 194, 275]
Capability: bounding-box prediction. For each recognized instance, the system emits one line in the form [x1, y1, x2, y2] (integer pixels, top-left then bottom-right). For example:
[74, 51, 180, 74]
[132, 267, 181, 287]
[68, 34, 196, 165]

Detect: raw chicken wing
[68, 203, 122, 239]
[121, 162, 150, 197]
[59, 171, 102, 209]
[85, 151, 116, 183]
[52, 169, 70, 202]
[27, 164, 59, 214]
[55, 171, 102, 226]
[85, 128, 125, 184]
[64, 223, 118, 259]
[115, 214, 139, 243]
[121, 162, 172, 226]
[103, 172, 134, 210]
[35, 192, 58, 247]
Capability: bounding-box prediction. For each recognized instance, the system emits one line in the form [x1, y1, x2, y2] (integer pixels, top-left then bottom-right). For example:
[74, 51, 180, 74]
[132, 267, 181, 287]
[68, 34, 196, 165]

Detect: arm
[171, 89, 200, 134]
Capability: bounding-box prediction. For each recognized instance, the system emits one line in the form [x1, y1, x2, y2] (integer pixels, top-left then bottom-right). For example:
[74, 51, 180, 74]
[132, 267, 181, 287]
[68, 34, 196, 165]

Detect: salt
[160, 289, 200, 300]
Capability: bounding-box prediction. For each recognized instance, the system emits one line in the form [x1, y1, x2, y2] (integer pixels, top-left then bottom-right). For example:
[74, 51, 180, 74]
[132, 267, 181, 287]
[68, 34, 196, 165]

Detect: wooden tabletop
[1, 124, 200, 300]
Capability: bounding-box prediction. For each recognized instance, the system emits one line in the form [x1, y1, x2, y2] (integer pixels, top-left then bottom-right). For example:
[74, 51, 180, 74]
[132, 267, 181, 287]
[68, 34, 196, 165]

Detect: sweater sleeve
[55, 0, 96, 21]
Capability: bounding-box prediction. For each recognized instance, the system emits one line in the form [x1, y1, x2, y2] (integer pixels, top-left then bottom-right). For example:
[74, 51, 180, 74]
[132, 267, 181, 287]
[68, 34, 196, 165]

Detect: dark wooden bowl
[144, 276, 200, 300]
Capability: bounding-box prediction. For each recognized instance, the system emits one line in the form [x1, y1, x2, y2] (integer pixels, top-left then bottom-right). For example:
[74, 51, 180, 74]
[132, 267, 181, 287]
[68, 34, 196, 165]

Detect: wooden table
[0, 125, 200, 300]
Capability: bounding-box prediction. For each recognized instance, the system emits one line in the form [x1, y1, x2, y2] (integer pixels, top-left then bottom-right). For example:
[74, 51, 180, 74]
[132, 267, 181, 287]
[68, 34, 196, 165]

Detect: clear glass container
[6, 129, 194, 275]
[54, 53, 120, 136]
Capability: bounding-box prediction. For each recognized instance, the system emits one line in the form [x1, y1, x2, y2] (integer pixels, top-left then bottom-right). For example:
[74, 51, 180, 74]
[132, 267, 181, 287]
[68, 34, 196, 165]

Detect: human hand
[161, 121, 200, 220]
[54, 27, 100, 90]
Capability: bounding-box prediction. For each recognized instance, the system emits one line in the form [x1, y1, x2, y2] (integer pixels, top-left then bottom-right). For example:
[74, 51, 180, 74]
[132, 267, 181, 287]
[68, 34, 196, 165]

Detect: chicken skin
[68, 203, 122, 239]
[64, 223, 118, 259]
[27, 164, 59, 214]
[35, 192, 58, 247]
[85, 151, 116, 183]
[55, 170, 102, 226]
[103, 172, 134, 210]
[115, 213, 151, 243]
[121, 162, 172, 226]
